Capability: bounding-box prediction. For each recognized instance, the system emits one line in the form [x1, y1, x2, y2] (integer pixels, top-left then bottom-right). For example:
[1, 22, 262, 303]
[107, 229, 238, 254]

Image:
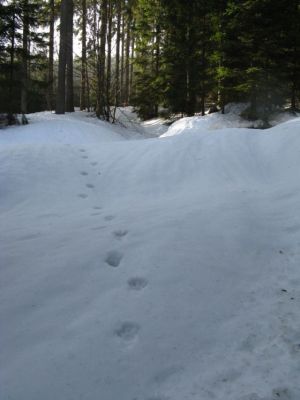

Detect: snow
[1, 110, 300, 400]
[162, 103, 300, 137]
[114, 106, 169, 137]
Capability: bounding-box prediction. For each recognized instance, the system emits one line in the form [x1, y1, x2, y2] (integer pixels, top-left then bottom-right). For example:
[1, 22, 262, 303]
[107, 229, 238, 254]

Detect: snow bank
[1, 111, 300, 400]
[162, 103, 300, 137]
[0, 111, 126, 145]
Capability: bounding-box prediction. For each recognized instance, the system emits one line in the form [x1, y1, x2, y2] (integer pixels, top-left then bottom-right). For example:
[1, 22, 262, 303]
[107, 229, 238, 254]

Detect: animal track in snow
[80, 171, 89, 176]
[105, 250, 123, 267]
[285, 224, 300, 233]
[291, 343, 300, 354]
[86, 183, 95, 189]
[128, 277, 148, 291]
[239, 334, 258, 352]
[79, 149, 86, 153]
[91, 226, 106, 231]
[38, 213, 61, 219]
[82, 155, 88, 159]
[18, 233, 41, 241]
[272, 387, 292, 399]
[105, 215, 115, 221]
[282, 329, 300, 357]
[114, 322, 140, 341]
[113, 229, 128, 239]
[93, 206, 102, 210]
[153, 366, 184, 384]
[78, 193, 88, 199]
[240, 395, 263, 400]
[91, 212, 101, 216]
[90, 162, 98, 166]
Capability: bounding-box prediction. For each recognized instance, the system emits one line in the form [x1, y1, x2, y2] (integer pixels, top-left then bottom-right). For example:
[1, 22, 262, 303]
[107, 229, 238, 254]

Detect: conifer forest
[1, 0, 300, 123]
[2, 2, 300, 400]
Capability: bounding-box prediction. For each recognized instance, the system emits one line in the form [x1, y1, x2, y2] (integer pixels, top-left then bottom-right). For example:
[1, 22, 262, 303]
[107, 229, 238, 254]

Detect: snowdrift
[162, 103, 300, 137]
[1, 111, 300, 400]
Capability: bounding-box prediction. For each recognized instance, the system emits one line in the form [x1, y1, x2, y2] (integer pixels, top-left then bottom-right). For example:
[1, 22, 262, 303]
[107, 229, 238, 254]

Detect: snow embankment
[0, 111, 127, 145]
[162, 103, 300, 137]
[1, 111, 300, 400]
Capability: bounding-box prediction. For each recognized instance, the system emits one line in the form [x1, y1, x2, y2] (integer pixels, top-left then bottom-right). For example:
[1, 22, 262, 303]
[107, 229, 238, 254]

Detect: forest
[0, 0, 300, 124]
[2, 2, 300, 399]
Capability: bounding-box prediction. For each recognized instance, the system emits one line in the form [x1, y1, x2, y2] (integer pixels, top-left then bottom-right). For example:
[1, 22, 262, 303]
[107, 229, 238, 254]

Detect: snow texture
[1, 109, 300, 400]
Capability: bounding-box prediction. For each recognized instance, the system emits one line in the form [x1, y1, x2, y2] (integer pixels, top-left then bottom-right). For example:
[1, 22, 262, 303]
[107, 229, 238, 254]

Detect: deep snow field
[1, 108, 300, 400]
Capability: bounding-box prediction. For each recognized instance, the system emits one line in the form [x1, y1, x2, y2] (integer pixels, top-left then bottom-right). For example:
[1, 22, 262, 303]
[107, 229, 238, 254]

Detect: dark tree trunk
[92, 0, 97, 111]
[291, 46, 298, 112]
[124, 11, 131, 105]
[65, 0, 74, 112]
[200, 14, 206, 116]
[56, 0, 68, 114]
[120, 13, 125, 104]
[154, 22, 160, 116]
[56, 0, 73, 114]
[86, 62, 90, 111]
[8, 6, 16, 117]
[130, 21, 135, 102]
[21, 0, 29, 115]
[106, 0, 113, 120]
[47, 0, 55, 110]
[115, 0, 121, 107]
[80, 0, 87, 110]
[96, 0, 108, 118]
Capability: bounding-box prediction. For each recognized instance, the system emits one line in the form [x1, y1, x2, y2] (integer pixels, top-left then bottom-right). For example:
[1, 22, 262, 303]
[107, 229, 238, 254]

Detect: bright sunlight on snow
[1, 109, 300, 400]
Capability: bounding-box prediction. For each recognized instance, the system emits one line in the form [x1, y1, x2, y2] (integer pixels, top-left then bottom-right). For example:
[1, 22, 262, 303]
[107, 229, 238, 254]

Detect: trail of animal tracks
[1, 110, 300, 400]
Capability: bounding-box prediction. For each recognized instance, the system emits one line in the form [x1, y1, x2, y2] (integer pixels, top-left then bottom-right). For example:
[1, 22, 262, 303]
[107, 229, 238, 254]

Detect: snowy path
[1, 112, 300, 400]
[113, 107, 169, 138]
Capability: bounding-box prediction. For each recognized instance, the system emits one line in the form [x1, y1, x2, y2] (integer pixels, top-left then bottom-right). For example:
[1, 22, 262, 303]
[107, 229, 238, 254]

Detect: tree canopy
[0, 0, 299, 122]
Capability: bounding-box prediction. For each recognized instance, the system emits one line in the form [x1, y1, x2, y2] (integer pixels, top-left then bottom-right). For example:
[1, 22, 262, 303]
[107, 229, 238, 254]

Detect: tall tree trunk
[200, 14, 206, 116]
[96, 0, 108, 118]
[124, 10, 131, 105]
[80, 0, 87, 110]
[47, 0, 55, 110]
[92, 0, 98, 111]
[86, 62, 90, 111]
[65, 0, 74, 112]
[21, 0, 29, 115]
[186, 15, 196, 117]
[154, 22, 160, 116]
[115, 0, 121, 107]
[290, 0, 299, 112]
[291, 67, 296, 112]
[8, 4, 16, 118]
[56, 0, 68, 114]
[106, 0, 113, 120]
[120, 13, 125, 104]
[130, 21, 135, 102]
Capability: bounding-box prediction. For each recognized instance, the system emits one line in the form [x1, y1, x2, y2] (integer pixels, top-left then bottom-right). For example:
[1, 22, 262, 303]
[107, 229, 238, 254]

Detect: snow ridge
[1, 111, 300, 400]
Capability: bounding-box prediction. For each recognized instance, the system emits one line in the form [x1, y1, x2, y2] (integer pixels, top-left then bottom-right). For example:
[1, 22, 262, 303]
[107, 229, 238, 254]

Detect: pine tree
[132, 0, 163, 119]
[0, 0, 48, 118]
[221, 0, 295, 122]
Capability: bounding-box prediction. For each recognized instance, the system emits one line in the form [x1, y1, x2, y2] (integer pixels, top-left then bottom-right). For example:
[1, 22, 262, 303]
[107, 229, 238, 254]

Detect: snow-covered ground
[1, 110, 300, 400]
[114, 106, 169, 137]
[162, 103, 300, 137]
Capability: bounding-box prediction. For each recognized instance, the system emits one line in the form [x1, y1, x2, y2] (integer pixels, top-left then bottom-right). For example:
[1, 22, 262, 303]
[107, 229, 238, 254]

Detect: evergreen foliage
[0, 0, 299, 122]
[0, 0, 48, 117]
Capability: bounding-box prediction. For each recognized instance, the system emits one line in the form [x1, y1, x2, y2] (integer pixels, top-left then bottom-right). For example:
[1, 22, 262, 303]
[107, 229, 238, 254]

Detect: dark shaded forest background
[0, 0, 299, 124]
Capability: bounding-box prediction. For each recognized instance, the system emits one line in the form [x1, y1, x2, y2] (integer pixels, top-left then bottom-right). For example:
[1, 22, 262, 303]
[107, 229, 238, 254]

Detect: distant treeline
[0, 0, 299, 123]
